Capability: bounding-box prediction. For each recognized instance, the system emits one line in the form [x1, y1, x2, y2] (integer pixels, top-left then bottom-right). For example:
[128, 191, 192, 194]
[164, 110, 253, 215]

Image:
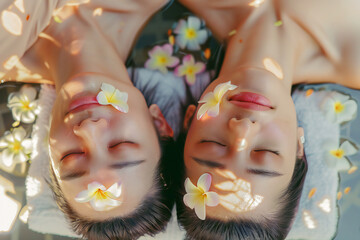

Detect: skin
[15, 0, 173, 220]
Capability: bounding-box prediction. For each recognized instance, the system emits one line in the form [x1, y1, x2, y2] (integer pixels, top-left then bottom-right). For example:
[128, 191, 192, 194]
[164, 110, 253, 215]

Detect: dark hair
[47, 137, 181, 240]
[175, 132, 308, 240]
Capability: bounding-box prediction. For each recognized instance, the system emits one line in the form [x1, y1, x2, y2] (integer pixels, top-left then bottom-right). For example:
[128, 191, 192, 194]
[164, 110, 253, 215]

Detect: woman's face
[184, 67, 303, 220]
[49, 73, 163, 220]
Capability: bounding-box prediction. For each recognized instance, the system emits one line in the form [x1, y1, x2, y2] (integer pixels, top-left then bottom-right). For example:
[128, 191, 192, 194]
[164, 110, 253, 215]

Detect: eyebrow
[192, 157, 283, 177]
[60, 160, 146, 181]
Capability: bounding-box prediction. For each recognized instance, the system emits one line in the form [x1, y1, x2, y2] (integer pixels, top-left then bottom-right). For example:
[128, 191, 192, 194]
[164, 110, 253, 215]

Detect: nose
[73, 118, 109, 149]
[228, 118, 259, 151]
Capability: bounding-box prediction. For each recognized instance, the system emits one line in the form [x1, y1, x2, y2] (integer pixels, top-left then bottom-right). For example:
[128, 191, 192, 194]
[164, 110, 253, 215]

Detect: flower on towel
[323, 140, 358, 171]
[96, 83, 129, 113]
[144, 44, 180, 74]
[174, 16, 208, 51]
[7, 84, 39, 124]
[0, 127, 32, 170]
[184, 173, 219, 220]
[321, 91, 357, 124]
[175, 55, 205, 85]
[75, 181, 122, 211]
[197, 81, 237, 120]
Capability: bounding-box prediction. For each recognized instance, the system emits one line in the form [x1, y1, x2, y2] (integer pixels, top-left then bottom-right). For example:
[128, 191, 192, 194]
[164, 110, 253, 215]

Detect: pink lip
[68, 96, 100, 113]
[229, 92, 272, 111]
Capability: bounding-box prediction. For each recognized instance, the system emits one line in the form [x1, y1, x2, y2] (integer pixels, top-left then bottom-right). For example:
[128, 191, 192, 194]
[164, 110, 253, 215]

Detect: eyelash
[109, 141, 135, 148]
[254, 149, 280, 155]
[200, 140, 226, 147]
[60, 152, 84, 161]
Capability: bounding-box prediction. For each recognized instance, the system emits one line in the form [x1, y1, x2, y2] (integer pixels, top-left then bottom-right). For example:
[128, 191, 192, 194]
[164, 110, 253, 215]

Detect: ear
[149, 104, 174, 138]
[183, 105, 196, 130]
[296, 127, 305, 159]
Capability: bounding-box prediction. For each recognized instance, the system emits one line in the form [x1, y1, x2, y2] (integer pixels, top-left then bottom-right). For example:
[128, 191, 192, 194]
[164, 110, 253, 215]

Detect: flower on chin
[321, 91, 357, 124]
[175, 55, 205, 85]
[174, 16, 208, 51]
[96, 83, 129, 113]
[144, 44, 180, 74]
[7, 84, 39, 124]
[323, 140, 358, 171]
[183, 173, 220, 220]
[197, 81, 238, 120]
[0, 126, 32, 171]
[75, 181, 122, 211]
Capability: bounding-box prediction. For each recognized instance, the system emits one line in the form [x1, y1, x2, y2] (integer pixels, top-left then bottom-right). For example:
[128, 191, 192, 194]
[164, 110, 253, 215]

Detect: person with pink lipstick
[0, 0, 188, 239]
[175, 0, 360, 239]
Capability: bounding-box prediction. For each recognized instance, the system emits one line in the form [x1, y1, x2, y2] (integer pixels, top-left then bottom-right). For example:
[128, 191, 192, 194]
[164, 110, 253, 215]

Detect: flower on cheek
[323, 140, 358, 171]
[321, 91, 357, 124]
[7, 84, 39, 124]
[183, 173, 220, 220]
[96, 83, 129, 113]
[0, 126, 32, 170]
[75, 181, 122, 211]
[197, 81, 238, 120]
[144, 44, 179, 74]
[175, 54, 205, 85]
[174, 16, 208, 51]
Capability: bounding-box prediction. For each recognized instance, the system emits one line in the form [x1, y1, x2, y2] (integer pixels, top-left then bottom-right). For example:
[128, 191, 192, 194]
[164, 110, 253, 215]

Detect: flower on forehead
[96, 83, 129, 113]
[321, 91, 357, 124]
[197, 81, 237, 120]
[75, 181, 122, 211]
[0, 127, 32, 171]
[144, 44, 180, 74]
[175, 55, 205, 85]
[323, 140, 358, 171]
[7, 84, 39, 123]
[183, 173, 219, 220]
[174, 16, 208, 51]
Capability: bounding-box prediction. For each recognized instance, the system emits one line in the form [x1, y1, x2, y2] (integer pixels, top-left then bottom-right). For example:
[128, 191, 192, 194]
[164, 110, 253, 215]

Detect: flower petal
[335, 157, 351, 171]
[184, 193, 201, 209]
[13, 127, 26, 141]
[340, 141, 358, 156]
[162, 44, 173, 55]
[88, 182, 105, 192]
[174, 19, 187, 34]
[13, 151, 27, 163]
[197, 102, 210, 120]
[107, 182, 122, 198]
[185, 178, 199, 194]
[21, 85, 37, 101]
[187, 16, 201, 30]
[337, 100, 358, 123]
[168, 56, 180, 68]
[196, 30, 208, 45]
[100, 83, 115, 94]
[198, 92, 214, 103]
[214, 81, 237, 100]
[187, 40, 201, 51]
[186, 74, 196, 85]
[96, 91, 110, 105]
[183, 55, 195, 65]
[206, 103, 220, 117]
[194, 200, 206, 220]
[21, 139, 32, 154]
[2, 149, 15, 166]
[197, 173, 212, 192]
[205, 192, 220, 207]
[21, 111, 36, 123]
[175, 34, 187, 49]
[75, 190, 93, 203]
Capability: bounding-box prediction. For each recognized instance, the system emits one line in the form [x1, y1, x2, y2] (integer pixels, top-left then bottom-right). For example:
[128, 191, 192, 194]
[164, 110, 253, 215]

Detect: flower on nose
[96, 83, 129, 113]
[321, 91, 357, 124]
[183, 173, 220, 220]
[75, 181, 122, 211]
[197, 81, 237, 120]
[323, 140, 358, 171]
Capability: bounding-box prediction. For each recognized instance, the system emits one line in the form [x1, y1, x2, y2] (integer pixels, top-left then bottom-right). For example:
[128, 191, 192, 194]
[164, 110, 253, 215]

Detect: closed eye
[200, 140, 227, 147]
[254, 149, 280, 155]
[109, 141, 136, 148]
[60, 152, 84, 161]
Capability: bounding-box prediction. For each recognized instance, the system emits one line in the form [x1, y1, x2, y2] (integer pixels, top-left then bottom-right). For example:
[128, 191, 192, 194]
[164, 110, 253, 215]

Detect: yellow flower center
[334, 102, 344, 113]
[94, 189, 108, 200]
[186, 66, 194, 75]
[11, 140, 22, 153]
[330, 149, 344, 158]
[156, 55, 168, 65]
[20, 99, 31, 110]
[185, 28, 197, 39]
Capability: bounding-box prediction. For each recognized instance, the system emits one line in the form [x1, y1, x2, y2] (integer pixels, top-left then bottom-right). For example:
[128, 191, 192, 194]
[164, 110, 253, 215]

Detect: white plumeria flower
[184, 173, 220, 220]
[174, 54, 205, 85]
[197, 81, 238, 120]
[0, 127, 32, 170]
[96, 83, 129, 113]
[174, 16, 208, 51]
[321, 91, 357, 124]
[144, 44, 180, 74]
[75, 181, 122, 211]
[323, 140, 358, 171]
[7, 84, 39, 123]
